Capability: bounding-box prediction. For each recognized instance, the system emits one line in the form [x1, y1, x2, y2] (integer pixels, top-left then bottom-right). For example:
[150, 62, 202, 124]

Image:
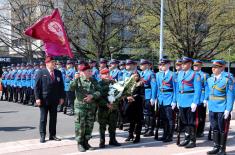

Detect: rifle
[208, 125, 212, 141]
[176, 108, 181, 145]
[154, 101, 160, 140]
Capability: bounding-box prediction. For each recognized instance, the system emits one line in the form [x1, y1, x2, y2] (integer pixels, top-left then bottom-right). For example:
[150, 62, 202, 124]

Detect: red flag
[24, 8, 73, 58]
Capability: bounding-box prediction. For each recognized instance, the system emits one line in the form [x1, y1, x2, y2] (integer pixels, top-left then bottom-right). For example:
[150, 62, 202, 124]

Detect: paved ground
[1, 100, 235, 155]
[0, 100, 99, 142]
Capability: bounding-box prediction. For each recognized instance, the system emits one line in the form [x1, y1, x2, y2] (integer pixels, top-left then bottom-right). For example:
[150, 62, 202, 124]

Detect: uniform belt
[160, 89, 173, 92]
[209, 95, 226, 100]
[179, 90, 194, 94]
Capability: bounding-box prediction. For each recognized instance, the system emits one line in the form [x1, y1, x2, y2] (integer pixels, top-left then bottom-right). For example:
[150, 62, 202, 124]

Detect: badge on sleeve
[57, 77, 60, 82]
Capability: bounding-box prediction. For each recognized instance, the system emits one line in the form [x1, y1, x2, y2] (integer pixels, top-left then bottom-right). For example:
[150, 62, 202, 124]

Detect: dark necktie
[50, 71, 55, 80]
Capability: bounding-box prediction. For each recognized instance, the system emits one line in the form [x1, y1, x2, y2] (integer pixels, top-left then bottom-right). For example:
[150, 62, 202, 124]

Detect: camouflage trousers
[98, 107, 118, 135]
[74, 107, 96, 143]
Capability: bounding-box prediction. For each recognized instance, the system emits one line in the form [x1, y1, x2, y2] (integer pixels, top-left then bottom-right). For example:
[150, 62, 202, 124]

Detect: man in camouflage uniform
[69, 63, 101, 152]
[98, 68, 121, 148]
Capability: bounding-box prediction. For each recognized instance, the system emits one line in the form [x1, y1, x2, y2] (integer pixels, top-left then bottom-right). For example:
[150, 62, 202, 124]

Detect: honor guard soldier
[6, 66, 12, 101]
[118, 61, 126, 81]
[14, 64, 21, 103]
[109, 59, 121, 81]
[20, 63, 27, 104]
[177, 57, 202, 148]
[139, 59, 157, 137]
[99, 58, 108, 70]
[31, 63, 40, 106]
[1, 66, 8, 101]
[175, 59, 183, 73]
[25, 63, 33, 105]
[193, 60, 209, 137]
[89, 60, 99, 81]
[156, 57, 176, 142]
[63, 60, 76, 115]
[10, 64, 17, 102]
[205, 60, 234, 155]
[56, 61, 66, 81]
[39, 62, 46, 69]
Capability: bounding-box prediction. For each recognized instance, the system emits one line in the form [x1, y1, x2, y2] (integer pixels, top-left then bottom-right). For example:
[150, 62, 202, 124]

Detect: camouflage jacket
[69, 76, 101, 109]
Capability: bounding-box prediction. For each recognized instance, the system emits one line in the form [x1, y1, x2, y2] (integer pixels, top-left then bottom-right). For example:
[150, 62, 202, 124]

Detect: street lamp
[109, 46, 114, 59]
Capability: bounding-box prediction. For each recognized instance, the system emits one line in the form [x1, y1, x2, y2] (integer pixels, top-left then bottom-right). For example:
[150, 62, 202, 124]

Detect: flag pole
[159, 0, 164, 60]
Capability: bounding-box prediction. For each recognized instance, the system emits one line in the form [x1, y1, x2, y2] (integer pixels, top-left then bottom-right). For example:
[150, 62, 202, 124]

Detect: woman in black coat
[124, 73, 144, 143]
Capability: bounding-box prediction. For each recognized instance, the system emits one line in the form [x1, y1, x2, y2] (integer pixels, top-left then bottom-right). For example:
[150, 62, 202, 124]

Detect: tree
[62, 0, 143, 60]
[0, 0, 56, 62]
[139, 0, 235, 60]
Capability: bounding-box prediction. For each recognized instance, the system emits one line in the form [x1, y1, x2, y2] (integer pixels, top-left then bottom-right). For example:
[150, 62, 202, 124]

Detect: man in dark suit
[34, 56, 65, 143]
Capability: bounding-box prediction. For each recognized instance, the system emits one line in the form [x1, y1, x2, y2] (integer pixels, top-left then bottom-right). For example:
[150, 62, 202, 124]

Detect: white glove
[203, 100, 208, 107]
[171, 102, 176, 110]
[191, 103, 197, 112]
[154, 99, 158, 105]
[224, 110, 230, 119]
[150, 99, 155, 106]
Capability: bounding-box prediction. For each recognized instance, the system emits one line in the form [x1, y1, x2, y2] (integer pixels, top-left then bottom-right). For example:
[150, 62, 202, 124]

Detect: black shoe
[185, 141, 196, 148]
[119, 124, 123, 130]
[125, 134, 134, 142]
[49, 136, 61, 141]
[109, 139, 121, 146]
[99, 142, 105, 148]
[84, 140, 95, 150]
[40, 137, 45, 143]
[163, 136, 172, 143]
[207, 146, 220, 154]
[68, 112, 74, 116]
[78, 144, 86, 152]
[196, 133, 204, 138]
[143, 130, 154, 137]
[133, 135, 140, 143]
[179, 139, 190, 147]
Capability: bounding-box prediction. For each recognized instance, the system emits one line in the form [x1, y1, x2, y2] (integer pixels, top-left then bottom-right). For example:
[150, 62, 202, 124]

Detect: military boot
[156, 123, 167, 141]
[125, 133, 134, 142]
[109, 133, 121, 146]
[84, 140, 95, 150]
[207, 131, 220, 154]
[217, 132, 227, 155]
[185, 127, 196, 148]
[77, 142, 86, 152]
[99, 133, 105, 148]
[133, 134, 140, 143]
[144, 116, 154, 137]
[179, 127, 190, 147]
[163, 125, 173, 143]
[142, 116, 149, 135]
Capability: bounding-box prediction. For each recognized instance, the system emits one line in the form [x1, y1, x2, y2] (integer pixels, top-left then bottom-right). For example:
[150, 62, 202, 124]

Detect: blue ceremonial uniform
[92, 67, 99, 81]
[110, 68, 121, 81]
[15, 69, 22, 87]
[1, 70, 8, 100]
[206, 75, 234, 112]
[176, 57, 202, 148]
[177, 69, 202, 107]
[21, 69, 27, 87]
[140, 69, 157, 101]
[205, 60, 234, 154]
[63, 67, 76, 115]
[26, 69, 33, 88]
[64, 68, 75, 91]
[157, 70, 176, 106]
[1, 71, 7, 87]
[156, 69, 177, 141]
